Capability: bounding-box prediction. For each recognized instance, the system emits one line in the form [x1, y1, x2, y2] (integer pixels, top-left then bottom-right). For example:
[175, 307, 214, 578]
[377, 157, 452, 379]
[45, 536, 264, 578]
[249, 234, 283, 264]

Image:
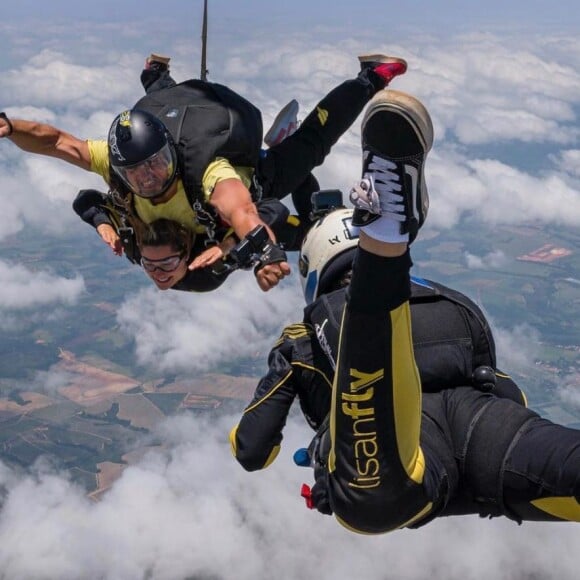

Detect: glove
[309, 415, 333, 516]
[311, 479, 333, 516]
[253, 242, 287, 275]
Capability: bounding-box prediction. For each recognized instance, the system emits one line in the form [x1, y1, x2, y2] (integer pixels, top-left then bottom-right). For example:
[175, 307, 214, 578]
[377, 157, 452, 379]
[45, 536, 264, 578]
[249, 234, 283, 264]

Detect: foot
[350, 90, 433, 243]
[264, 99, 300, 147]
[145, 53, 171, 72]
[358, 54, 407, 90]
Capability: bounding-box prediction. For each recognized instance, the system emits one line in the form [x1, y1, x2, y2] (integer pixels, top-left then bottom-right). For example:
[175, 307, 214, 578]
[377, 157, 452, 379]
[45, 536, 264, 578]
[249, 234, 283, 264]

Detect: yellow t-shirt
[87, 140, 254, 232]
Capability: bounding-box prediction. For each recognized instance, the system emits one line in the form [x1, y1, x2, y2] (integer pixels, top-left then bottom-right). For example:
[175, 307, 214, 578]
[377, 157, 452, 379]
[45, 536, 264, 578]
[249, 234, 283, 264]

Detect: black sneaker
[357, 54, 407, 94]
[350, 89, 433, 242]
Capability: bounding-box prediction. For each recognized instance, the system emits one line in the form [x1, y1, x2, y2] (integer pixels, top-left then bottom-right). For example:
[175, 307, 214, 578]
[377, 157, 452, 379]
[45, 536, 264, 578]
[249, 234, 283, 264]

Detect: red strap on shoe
[300, 483, 314, 509]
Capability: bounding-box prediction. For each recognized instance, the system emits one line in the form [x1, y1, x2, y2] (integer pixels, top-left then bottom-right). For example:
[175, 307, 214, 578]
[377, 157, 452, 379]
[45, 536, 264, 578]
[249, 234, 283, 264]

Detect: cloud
[408, 33, 580, 146]
[0, 413, 578, 580]
[551, 149, 580, 177]
[425, 147, 580, 231]
[0, 18, 578, 580]
[0, 259, 85, 310]
[2, 31, 580, 242]
[492, 323, 542, 373]
[2, 49, 143, 111]
[117, 273, 305, 374]
[464, 249, 509, 270]
[30, 368, 79, 397]
[556, 374, 580, 410]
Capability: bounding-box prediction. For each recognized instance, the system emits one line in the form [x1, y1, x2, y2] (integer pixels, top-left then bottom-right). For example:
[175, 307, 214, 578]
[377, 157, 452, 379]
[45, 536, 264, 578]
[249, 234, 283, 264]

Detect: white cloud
[31, 368, 79, 397]
[464, 249, 509, 270]
[426, 148, 580, 230]
[0, 260, 85, 310]
[0, 413, 578, 580]
[551, 148, 580, 177]
[0, 17, 578, 580]
[2, 49, 143, 111]
[557, 374, 580, 410]
[408, 33, 580, 146]
[117, 273, 305, 374]
[492, 323, 542, 373]
[2, 30, 580, 242]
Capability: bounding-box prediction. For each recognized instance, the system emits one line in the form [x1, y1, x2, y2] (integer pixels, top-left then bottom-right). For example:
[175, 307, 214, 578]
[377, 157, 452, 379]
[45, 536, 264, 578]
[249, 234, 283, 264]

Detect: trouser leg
[448, 388, 580, 523]
[140, 69, 177, 93]
[502, 418, 580, 521]
[291, 173, 320, 223]
[256, 77, 374, 203]
[327, 248, 431, 534]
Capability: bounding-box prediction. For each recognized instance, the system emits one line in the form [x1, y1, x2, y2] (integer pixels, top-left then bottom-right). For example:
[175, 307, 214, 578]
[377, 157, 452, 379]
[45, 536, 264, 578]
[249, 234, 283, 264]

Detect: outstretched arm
[0, 114, 92, 170]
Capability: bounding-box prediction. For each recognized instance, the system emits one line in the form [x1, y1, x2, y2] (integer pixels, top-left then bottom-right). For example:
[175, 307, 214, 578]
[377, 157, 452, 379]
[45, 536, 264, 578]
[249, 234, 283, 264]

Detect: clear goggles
[113, 142, 176, 199]
[141, 253, 185, 273]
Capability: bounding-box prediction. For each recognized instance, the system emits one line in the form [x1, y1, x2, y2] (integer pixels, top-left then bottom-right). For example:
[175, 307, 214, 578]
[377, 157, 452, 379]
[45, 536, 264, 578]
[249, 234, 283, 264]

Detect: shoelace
[349, 155, 406, 221]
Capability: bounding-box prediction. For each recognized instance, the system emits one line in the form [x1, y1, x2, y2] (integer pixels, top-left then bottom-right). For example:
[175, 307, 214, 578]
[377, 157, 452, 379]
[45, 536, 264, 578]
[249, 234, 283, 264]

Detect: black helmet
[108, 109, 178, 199]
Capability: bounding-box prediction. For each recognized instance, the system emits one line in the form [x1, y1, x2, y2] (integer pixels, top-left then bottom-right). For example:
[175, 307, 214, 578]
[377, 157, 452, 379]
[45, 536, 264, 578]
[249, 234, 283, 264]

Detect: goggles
[113, 142, 177, 199]
[141, 253, 185, 273]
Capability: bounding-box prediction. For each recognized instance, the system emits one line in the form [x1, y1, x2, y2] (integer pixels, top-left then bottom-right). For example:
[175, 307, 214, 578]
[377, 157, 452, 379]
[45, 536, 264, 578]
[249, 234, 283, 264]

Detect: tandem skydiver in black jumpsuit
[231, 89, 580, 534]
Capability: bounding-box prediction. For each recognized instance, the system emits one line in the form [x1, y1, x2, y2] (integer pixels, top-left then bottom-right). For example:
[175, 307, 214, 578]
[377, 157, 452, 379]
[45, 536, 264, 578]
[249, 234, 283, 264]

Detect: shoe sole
[361, 89, 434, 154]
[358, 54, 408, 69]
[148, 53, 171, 66]
[264, 99, 300, 147]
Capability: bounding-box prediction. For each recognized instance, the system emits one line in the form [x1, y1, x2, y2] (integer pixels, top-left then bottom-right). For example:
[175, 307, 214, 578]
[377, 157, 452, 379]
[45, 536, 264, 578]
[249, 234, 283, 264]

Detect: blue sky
[4, 0, 580, 29]
[1, 3, 580, 578]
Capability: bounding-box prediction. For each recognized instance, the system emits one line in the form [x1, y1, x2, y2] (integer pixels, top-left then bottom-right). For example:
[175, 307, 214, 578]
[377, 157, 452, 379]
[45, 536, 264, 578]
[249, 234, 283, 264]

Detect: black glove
[253, 242, 287, 275]
[311, 477, 333, 516]
[309, 415, 333, 516]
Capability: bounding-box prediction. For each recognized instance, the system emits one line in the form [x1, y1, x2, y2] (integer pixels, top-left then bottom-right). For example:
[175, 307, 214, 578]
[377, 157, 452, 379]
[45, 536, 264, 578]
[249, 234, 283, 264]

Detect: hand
[189, 245, 225, 270]
[96, 224, 123, 256]
[255, 260, 291, 292]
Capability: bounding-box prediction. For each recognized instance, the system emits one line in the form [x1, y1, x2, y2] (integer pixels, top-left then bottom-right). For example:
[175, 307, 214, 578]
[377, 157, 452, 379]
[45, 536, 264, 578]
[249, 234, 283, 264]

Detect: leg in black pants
[502, 417, 580, 521]
[327, 248, 432, 534]
[256, 73, 381, 217]
[141, 69, 177, 93]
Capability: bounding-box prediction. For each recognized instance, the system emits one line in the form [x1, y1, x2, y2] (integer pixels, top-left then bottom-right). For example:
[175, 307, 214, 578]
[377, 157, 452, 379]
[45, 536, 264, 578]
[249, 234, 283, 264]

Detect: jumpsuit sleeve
[231, 323, 330, 472]
[72, 189, 115, 229]
[171, 267, 230, 293]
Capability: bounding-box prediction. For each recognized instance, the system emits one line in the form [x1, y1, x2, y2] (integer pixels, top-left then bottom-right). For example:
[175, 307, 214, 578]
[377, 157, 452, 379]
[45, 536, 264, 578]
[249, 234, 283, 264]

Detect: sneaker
[145, 53, 171, 72]
[350, 89, 434, 242]
[358, 54, 407, 89]
[264, 99, 300, 147]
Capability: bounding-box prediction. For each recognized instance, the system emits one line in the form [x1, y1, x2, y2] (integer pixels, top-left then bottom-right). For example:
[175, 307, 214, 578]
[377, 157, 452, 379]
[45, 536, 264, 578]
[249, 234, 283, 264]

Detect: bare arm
[0, 115, 92, 171]
[209, 178, 273, 241]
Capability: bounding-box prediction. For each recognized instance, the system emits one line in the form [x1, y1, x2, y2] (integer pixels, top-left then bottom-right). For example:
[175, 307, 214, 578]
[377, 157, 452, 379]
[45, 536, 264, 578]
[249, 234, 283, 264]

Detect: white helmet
[298, 208, 360, 304]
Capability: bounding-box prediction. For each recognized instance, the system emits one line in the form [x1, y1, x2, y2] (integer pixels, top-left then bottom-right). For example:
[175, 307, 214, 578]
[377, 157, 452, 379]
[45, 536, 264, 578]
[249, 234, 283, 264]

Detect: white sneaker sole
[361, 89, 434, 154]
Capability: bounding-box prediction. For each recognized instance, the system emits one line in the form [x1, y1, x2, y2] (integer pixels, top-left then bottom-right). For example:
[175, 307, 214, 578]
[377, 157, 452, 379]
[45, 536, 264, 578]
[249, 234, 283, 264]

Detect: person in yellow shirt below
[0, 52, 407, 292]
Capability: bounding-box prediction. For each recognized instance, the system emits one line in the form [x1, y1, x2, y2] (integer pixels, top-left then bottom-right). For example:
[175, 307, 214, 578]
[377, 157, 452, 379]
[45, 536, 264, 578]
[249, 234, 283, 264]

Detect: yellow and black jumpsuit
[232, 248, 580, 534]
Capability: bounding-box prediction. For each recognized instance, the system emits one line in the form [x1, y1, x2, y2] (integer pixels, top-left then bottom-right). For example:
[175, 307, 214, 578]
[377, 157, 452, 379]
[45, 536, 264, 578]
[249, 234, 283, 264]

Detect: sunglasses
[141, 253, 185, 273]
